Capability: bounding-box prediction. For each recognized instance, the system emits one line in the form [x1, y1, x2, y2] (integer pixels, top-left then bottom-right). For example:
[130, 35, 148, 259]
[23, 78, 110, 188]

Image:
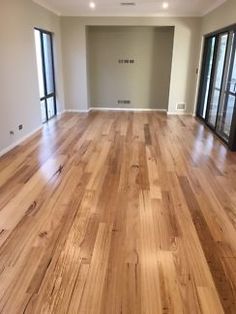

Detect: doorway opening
[34, 28, 57, 123]
[197, 24, 236, 150]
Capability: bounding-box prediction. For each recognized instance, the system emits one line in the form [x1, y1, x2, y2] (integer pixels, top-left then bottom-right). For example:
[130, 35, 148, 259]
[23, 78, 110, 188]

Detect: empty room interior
[1, 0, 236, 313]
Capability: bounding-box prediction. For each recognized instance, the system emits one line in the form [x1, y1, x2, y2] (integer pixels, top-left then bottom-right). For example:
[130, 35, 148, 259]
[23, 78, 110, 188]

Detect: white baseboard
[57, 110, 66, 116]
[64, 108, 167, 113]
[0, 125, 43, 158]
[65, 109, 90, 113]
[64, 108, 196, 115]
[167, 111, 193, 116]
[90, 107, 167, 112]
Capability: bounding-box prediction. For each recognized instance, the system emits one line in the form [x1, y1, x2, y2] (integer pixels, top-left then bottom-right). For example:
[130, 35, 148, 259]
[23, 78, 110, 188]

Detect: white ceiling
[33, 0, 227, 17]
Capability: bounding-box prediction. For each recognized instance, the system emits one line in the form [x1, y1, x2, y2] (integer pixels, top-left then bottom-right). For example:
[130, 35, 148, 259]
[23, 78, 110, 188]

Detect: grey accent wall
[87, 26, 174, 110]
[61, 17, 201, 114]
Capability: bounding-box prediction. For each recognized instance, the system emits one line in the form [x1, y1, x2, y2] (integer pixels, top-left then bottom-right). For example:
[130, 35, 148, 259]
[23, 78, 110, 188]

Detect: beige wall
[201, 0, 236, 35]
[87, 26, 174, 110]
[61, 17, 201, 114]
[0, 0, 64, 154]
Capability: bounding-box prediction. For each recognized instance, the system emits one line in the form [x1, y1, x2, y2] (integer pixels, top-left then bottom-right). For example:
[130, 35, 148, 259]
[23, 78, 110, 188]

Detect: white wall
[0, 0, 65, 154]
[87, 26, 174, 110]
[201, 0, 236, 35]
[61, 17, 201, 114]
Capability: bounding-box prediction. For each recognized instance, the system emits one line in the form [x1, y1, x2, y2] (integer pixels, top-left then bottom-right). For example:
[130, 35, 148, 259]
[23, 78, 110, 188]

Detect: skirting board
[65, 108, 167, 113]
[167, 112, 194, 116]
[0, 125, 43, 158]
[64, 108, 167, 114]
[65, 109, 195, 115]
[90, 107, 167, 112]
[65, 109, 90, 113]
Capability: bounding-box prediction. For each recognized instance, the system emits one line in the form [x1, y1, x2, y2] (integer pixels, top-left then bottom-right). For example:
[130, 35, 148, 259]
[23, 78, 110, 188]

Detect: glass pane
[217, 94, 235, 139]
[43, 33, 54, 95]
[198, 37, 216, 119]
[224, 95, 235, 137]
[47, 97, 56, 119]
[207, 33, 228, 127]
[41, 100, 47, 123]
[217, 33, 236, 140]
[34, 30, 45, 99]
[229, 37, 236, 94]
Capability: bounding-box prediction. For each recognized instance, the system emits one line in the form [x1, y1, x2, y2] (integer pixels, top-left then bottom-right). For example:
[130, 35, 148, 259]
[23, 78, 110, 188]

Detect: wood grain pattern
[0, 111, 236, 313]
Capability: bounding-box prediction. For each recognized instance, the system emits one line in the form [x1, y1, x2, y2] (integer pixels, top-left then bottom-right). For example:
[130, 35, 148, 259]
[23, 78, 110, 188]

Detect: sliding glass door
[34, 29, 57, 123]
[207, 33, 228, 128]
[197, 25, 236, 149]
[217, 32, 236, 141]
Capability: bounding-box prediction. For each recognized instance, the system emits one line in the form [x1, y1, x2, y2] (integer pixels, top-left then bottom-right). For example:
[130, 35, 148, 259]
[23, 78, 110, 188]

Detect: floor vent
[120, 2, 136, 6]
[176, 103, 186, 111]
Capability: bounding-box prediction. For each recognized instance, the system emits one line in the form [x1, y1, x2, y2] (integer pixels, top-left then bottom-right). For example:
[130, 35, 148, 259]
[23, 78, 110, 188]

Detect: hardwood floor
[0, 111, 236, 313]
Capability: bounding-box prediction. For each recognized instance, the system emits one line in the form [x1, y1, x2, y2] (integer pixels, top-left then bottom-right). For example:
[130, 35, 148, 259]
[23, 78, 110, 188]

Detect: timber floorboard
[0, 111, 236, 313]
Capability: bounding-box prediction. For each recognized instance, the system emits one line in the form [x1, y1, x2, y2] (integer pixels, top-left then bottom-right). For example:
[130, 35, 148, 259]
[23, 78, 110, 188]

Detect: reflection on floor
[0, 112, 236, 313]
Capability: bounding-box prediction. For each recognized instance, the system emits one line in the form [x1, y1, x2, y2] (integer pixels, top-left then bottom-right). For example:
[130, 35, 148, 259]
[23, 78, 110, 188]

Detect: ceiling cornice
[32, 0, 227, 18]
[33, 0, 61, 16]
[201, 0, 227, 16]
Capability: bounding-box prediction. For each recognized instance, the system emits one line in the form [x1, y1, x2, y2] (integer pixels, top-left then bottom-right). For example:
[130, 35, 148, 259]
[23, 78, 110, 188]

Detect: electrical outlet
[10, 131, 14, 136]
[118, 59, 135, 64]
[118, 100, 131, 105]
[18, 124, 23, 130]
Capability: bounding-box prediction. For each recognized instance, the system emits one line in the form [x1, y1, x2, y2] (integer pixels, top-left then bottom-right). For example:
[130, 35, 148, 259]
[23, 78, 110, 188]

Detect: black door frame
[197, 24, 236, 150]
[197, 36, 217, 119]
[35, 28, 57, 122]
[227, 33, 236, 150]
[205, 32, 229, 131]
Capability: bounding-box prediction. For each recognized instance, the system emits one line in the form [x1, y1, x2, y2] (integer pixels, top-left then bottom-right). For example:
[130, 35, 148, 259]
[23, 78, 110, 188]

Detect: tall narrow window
[34, 29, 57, 123]
[197, 36, 216, 119]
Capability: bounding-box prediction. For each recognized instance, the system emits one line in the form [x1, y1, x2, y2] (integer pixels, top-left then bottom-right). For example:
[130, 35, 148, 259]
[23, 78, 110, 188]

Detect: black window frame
[35, 27, 57, 123]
